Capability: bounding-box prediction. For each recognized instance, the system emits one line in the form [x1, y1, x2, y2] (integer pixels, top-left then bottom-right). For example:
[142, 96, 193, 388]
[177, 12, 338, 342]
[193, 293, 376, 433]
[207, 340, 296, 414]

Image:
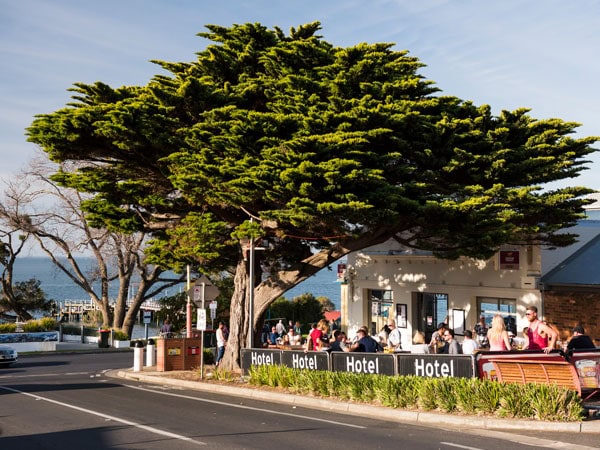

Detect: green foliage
[26, 21, 597, 276]
[21, 318, 58, 332]
[203, 348, 215, 365]
[246, 365, 586, 421]
[266, 293, 326, 332]
[25, 22, 599, 352]
[82, 310, 103, 328]
[0, 323, 17, 333]
[112, 329, 129, 340]
[0, 278, 52, 319]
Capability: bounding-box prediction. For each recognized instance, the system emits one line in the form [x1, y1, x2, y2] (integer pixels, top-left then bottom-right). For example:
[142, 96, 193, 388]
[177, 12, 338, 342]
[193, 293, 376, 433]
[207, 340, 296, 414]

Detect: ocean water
[13, 257, 341, 309]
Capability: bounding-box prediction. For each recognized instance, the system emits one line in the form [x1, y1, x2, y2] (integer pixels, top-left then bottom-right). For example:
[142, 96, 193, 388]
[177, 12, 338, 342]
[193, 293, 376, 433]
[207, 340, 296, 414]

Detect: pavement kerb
[109, 369, 600, 434]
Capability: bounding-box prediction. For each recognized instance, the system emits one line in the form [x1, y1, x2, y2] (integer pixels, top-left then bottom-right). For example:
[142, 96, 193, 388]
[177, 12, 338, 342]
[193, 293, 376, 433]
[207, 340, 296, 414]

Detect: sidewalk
[110, 367, 600, 434]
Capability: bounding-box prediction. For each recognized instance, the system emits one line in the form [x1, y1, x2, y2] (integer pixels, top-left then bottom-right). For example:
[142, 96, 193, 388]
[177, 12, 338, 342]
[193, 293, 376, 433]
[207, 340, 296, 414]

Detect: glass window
[369, 290, 393, 336]
[477, 297, 517, 334]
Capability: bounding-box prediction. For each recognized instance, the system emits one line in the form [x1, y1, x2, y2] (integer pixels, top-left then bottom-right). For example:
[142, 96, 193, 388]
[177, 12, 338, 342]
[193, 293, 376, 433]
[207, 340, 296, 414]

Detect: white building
[340, 240, 542, 350]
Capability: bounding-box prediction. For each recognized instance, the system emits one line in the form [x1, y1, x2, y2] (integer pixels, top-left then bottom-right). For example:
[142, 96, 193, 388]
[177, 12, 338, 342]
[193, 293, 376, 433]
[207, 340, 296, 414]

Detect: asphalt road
[1, 352, 599, 449]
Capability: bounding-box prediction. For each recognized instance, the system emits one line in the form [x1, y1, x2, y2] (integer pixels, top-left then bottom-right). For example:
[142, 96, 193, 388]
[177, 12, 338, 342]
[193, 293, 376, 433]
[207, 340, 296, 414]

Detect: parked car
[0, 344, 18, 367]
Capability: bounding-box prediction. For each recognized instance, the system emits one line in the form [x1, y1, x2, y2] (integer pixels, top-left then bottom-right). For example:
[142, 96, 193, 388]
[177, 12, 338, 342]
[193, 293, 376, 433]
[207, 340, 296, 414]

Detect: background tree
[0, 187, 39, 321]
[26, 22, 598, 369]
[0, 162, 185, 337]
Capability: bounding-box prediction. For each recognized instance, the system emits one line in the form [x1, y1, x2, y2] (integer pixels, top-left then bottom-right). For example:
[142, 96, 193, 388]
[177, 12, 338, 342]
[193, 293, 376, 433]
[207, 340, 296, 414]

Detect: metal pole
[248, 220, 255, 349]
[200, 282, 205, 380]
[186, 264, 192, 338]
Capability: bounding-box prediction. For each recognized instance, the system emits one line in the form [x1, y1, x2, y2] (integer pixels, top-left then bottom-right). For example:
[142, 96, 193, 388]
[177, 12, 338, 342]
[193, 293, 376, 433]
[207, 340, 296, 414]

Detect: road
[0, 352, 598, 449]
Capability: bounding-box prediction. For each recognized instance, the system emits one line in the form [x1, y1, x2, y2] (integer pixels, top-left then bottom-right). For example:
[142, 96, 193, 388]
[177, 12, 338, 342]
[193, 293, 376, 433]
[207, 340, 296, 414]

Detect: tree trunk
[220, 259, 249, 371]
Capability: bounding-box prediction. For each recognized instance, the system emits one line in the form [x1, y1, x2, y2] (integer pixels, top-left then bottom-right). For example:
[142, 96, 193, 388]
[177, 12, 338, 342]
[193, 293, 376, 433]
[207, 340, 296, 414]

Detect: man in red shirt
[524, 306, 557, 354]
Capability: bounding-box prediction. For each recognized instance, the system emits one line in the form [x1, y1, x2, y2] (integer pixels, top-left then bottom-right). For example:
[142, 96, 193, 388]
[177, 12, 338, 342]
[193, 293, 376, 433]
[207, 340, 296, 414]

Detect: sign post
[187, 275, 219, 379]
[143, 310, 152, 339]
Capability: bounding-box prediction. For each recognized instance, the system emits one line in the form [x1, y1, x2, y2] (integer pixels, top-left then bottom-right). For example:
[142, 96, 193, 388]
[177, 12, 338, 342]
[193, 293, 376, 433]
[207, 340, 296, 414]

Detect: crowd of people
[252, 305, 597, 356]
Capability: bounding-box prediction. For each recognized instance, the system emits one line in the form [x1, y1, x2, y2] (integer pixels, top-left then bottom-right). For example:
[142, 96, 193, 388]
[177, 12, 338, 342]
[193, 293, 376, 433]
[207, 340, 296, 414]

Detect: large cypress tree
[27, 22, 597, 369]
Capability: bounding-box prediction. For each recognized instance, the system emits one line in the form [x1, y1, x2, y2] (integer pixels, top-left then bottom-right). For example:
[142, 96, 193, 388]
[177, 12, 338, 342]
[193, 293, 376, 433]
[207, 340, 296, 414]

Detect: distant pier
[58, 299, 161, 323]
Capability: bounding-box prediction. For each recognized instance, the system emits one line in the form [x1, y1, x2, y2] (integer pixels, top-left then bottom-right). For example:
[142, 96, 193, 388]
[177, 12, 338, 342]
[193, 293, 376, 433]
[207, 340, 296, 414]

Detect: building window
[477, 297, 517, 334]
[417, 292, 448, 342]
[369, 290, 393, 336]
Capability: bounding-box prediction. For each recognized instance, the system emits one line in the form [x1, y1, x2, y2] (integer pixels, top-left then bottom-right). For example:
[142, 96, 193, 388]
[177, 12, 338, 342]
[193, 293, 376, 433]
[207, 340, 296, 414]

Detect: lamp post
[239, 212, 266, 349]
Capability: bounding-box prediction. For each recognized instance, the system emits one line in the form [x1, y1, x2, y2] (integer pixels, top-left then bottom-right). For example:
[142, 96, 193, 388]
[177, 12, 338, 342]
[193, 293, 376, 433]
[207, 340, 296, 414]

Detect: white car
[0, 345, 18, 367]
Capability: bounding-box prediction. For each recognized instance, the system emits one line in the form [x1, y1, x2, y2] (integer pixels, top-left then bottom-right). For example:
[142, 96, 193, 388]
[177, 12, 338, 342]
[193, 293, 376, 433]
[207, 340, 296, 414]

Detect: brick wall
[543, 290, 600, 345]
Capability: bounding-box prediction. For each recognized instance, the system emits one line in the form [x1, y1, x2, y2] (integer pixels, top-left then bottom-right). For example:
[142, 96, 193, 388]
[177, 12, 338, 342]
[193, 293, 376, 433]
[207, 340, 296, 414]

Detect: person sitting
[461, 329, 479, 354]
[411, 330, 430, 354]
[386, 319, 402, 352]
[329, 329, 351, 352]
[287, 328, 301, 345]
[567, 325, 596, 351]
[350, 327, 380, 353]
[442, 328, 463, 354]
[267, 326, 279, 346]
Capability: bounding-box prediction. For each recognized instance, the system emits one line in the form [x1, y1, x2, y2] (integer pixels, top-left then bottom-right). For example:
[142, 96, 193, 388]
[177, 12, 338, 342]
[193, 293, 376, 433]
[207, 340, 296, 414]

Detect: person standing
[443, 329, 462, 354]
[215, 321, 227, 367]
[160, 318, 173, 338]
[524, 306, 557, 353]
[487, 314, 512, 351]
[567, 325, 596, 351]
[386, 319, 402, 351]
[474, 316, 489, 348]
[461, 329, 480, 354]
[275, 319, 286, 337]
[293, 321, 302, 336]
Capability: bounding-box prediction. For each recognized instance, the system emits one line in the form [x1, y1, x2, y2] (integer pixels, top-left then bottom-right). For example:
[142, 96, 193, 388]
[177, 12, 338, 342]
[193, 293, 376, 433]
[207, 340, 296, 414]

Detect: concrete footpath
[110, 367, 600, 435]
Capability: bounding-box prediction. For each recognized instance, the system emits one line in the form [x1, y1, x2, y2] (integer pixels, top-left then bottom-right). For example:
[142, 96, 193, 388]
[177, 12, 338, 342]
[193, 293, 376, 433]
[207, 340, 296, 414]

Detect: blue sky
[2, 0, 600, 190]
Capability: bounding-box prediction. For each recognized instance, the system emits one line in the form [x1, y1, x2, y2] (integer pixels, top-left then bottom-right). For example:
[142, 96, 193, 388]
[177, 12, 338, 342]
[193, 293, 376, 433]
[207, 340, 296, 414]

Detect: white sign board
[197, 308, 207, 331]
[143, 310, 152, 324]
[189, 275, 220, 307]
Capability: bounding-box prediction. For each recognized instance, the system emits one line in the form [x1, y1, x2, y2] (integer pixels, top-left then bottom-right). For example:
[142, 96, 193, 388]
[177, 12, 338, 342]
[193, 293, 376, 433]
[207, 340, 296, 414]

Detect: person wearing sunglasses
[523, 306, 557, 354]
[442, 328, 462, 354]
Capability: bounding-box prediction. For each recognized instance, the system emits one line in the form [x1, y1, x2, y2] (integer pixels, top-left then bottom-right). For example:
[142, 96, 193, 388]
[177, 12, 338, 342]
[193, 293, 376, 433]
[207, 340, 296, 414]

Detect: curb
[109, 369, 600, 434]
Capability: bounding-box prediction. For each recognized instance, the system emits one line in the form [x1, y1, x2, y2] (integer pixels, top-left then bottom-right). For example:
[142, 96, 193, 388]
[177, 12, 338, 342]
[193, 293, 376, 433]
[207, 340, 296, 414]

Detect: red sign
[499, 251, 520, 270]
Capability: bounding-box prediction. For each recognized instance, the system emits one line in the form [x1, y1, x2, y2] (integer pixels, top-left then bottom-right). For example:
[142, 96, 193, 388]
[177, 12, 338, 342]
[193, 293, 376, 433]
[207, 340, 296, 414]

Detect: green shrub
[112, 330, 129, 340]
[246, 365, 585, 421]
[0, 323, 17, 333]
[203, 348, 214, 365]
[39, 317, 58, 331]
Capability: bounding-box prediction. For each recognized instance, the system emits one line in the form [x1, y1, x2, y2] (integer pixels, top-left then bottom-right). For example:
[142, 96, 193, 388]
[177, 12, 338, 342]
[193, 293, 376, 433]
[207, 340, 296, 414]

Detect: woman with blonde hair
[411, 330, 430, 354]
[487, 314, 511, 351]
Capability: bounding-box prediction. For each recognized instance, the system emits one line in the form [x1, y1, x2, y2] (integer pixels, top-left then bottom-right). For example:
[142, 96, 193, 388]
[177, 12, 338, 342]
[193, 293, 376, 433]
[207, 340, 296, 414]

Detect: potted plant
[112, 330, 130, 348]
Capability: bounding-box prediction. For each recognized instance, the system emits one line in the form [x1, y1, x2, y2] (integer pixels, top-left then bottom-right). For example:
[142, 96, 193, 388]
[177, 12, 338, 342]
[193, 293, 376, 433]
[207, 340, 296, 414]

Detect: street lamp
[239, 213, 266, 349]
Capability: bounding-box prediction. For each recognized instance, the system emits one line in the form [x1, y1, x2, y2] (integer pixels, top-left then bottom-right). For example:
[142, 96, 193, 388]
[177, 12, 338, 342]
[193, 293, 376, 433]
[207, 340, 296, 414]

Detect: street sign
[188, 275, 220, 307]
[197, 308, 207, 331]
[143, 310, 152, 324]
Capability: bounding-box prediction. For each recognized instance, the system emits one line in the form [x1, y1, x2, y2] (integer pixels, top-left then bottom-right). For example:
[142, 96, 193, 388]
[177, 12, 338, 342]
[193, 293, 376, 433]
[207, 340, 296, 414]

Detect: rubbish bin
[98, 329, 110, 348]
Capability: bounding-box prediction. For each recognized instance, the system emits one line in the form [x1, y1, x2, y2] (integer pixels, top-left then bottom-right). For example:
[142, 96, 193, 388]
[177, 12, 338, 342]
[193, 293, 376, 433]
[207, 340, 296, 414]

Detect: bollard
[133, 340, 144, 372]
[145, 338, 156, 367]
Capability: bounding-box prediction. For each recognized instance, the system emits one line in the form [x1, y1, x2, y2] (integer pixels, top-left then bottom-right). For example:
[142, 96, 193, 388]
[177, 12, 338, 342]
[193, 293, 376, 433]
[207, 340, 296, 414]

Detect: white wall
[342, 240, 542, 349]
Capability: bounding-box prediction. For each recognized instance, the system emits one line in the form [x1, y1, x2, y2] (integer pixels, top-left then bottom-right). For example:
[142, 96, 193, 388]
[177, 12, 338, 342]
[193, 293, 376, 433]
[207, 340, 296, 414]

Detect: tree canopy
[26, 22, 598, 367]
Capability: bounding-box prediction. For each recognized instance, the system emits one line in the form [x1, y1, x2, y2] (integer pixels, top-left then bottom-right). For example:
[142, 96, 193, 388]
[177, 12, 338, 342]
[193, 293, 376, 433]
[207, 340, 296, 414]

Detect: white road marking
[465, 428, 600, 450]
[0, 372, 91, 379]
[440, 443, 483, 450]
[125, 384, 367, 429]
[0, 385, 206, 446]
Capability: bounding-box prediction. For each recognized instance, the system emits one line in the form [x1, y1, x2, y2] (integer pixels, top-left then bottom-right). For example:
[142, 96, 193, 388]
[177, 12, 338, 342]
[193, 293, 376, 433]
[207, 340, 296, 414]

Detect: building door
[416, 292, 448, 343]
[368, 289, 393, 337]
